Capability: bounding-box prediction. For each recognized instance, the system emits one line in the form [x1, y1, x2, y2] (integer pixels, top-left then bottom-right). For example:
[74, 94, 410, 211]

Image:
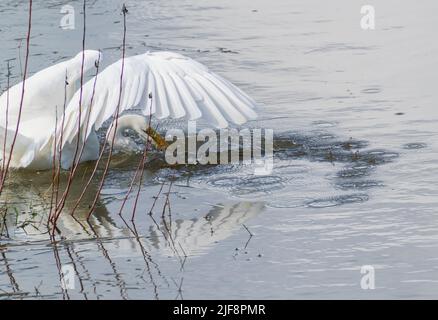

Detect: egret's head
[106, 114, 158, 150]
[122, 114, 151, 142]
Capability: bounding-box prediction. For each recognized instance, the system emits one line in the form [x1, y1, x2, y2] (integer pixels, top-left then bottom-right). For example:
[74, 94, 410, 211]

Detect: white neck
[105, 114, 149, 147]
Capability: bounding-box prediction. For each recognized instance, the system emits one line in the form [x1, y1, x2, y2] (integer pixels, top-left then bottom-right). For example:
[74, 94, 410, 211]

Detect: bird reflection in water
[0, 162, 264, 299]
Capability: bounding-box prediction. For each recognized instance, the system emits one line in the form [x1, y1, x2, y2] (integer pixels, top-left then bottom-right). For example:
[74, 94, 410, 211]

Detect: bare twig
[49, 106, 59, 219]
[54, 0, 88, 220]
[242, 224, 253, 249]
[1, 61, 11, 182]
[86, 4, 128, 220]
[0, 0, 32, 193]
[130, 101, 154, 221]
[66, 60, 100, 217]
[148, 181, 165, 215]
[242, 223, 253, 237]
[117, 96, 154, 218]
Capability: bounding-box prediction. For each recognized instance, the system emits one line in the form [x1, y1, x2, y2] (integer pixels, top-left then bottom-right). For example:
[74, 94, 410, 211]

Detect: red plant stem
[68, 0, 87, 170]
[49, 107, 59, 220]
[118, 216, 160, 298]
[17, 41, 23, 79]
[63, 63, 100, 220]
[148, 181, 165, 215]
[117, 151, 144, 215]
[1, 61, 11, 182]
[50, 235, 70, 300]
[54, 73, 69, 214]
[130, 136, 150, 220]
[70, 58, 100, 176]
[49, 74, 68, 224]
[53, 0, 87, 218]
[0, 0, 32, 194]
[118, 98, 154, 217]
[131, 120, 155, 221]
[57, 61, 100, 219]
[49, 72, 69, 230]
[162, 181, 173, 221]
[86, 5, 128, 220]
[69, 133, 106, 217]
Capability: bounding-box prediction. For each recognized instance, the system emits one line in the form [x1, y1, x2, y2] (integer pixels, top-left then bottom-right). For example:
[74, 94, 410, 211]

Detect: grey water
[1, 0, 438, 299]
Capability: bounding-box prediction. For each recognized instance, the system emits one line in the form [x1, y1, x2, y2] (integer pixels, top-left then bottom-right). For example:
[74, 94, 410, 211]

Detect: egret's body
[0, 50, 257, 170]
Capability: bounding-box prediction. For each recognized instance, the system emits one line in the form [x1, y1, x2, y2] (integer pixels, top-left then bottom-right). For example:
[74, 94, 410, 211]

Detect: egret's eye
[122, 128, 131, 137]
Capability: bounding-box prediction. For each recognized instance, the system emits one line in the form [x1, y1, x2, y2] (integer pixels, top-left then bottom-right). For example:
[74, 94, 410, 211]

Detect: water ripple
[306, 194, 369, 208]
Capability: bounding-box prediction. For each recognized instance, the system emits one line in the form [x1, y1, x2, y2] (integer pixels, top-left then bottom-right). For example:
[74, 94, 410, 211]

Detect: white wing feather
[58, 51, 257, 148]
[0, 50, 101, 168]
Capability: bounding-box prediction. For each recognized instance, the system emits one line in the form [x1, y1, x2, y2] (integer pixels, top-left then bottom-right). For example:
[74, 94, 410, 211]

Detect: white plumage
[0, 50, 257, 170]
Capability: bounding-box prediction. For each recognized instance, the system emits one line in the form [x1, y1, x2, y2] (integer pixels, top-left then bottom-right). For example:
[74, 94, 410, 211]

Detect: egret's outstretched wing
[0, 51, 101, 169]
[59, 51, 258, 147]
[0, 50, 101, 128]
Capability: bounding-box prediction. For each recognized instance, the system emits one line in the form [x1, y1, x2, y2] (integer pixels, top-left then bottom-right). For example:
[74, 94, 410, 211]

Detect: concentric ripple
[306, 193, 369, 208]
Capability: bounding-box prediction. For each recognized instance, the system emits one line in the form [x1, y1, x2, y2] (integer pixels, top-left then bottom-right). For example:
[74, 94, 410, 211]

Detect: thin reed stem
[117, 96, 154, 218]
[86, 4, 128, 220]
[49, 107, 58, 219]
[0, 0, 32, 194]
[130, 119, 154, 221]
[49, 72, 69, 231]
[53, 0, 87, 219]
[1, 61, 11, 183]
[59, 59, 100, 218]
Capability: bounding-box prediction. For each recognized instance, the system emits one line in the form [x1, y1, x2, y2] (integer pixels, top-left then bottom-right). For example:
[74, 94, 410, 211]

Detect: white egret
[0, 50, 257, 170]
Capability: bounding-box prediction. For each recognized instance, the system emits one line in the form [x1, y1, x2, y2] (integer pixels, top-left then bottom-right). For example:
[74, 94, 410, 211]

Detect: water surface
[1, 0, 438, 299]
